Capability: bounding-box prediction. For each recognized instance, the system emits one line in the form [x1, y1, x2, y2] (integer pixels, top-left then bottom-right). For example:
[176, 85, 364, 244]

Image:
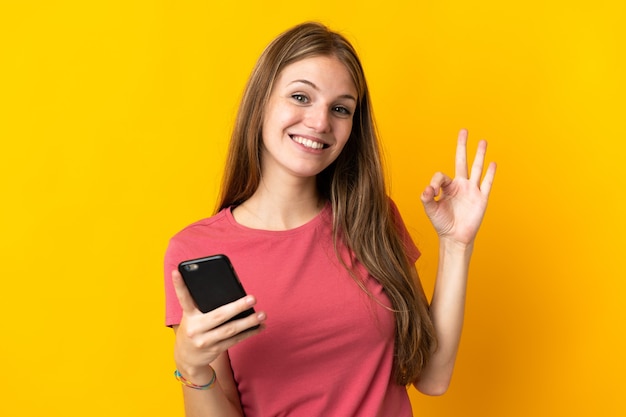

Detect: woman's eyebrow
[288, 79, 357, 102]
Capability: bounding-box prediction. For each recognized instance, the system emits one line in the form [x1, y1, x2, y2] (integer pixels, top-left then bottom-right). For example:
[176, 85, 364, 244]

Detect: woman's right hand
[171, 269, 266, 384]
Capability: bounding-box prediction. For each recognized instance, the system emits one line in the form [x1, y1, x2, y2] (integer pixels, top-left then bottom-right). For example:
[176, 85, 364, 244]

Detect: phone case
[178, 254, 256, 323]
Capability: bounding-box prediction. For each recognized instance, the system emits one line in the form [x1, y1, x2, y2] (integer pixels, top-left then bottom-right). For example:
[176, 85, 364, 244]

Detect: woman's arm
[413, 129, 496, 395]
[171, 270, 266, 416]
[172, 336, 243, 416]
[412, 241, 472, 395]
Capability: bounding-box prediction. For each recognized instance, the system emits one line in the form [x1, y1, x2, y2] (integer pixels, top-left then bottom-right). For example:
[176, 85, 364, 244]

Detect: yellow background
[1, 1, 624, 416]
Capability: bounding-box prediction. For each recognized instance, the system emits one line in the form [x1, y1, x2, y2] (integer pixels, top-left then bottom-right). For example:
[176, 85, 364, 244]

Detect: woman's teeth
[291, 136, 325, 150]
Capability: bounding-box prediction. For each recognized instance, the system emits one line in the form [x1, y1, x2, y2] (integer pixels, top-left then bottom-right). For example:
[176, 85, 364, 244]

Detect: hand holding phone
[172, 255, 264, 386]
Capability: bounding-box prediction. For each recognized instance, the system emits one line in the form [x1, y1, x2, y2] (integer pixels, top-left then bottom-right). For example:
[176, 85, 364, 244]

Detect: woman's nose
[304, 105, 331, 133]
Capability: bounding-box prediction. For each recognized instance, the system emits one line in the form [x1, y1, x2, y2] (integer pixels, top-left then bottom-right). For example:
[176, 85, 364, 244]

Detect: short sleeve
[163, 239, 184, 327]
[388, 198, 420, 264]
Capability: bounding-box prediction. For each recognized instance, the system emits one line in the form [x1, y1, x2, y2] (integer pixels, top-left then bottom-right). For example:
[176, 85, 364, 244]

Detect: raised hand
[420, 129, 497, 247]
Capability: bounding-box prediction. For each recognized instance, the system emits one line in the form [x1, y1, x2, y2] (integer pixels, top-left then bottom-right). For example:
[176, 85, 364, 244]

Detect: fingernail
[245, 296, 256, 305]
[257, 312, 266, 321]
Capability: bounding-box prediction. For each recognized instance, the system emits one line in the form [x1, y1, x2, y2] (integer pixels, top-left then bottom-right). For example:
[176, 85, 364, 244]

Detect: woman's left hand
[420, 129, 497, 246]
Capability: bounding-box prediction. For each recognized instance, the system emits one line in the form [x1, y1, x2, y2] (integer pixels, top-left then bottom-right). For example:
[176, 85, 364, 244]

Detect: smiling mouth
[290, 135, 329, 150]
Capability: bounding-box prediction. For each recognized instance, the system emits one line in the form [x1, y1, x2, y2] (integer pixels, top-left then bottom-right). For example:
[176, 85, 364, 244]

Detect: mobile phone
[178, 254, 256, 324]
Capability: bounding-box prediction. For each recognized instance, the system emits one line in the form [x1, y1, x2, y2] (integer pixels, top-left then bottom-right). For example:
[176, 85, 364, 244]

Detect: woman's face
[260, 55, 357, 182]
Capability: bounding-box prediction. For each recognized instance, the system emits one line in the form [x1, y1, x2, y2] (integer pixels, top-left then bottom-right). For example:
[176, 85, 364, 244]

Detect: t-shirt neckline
[224, 201, 332, 236]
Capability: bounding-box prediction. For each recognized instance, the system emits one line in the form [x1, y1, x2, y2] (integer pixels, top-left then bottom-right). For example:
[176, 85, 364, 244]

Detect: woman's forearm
[173, 326, 246, 417]
[180, 380, 243, 417]
[414, 238, 473, 395]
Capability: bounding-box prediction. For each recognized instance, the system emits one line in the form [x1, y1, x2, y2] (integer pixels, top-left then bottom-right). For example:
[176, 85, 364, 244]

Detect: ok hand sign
[420, 129, 497, 247]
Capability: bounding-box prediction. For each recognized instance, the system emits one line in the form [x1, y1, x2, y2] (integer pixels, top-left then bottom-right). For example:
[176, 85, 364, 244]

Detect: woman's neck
[232, 178, 325, 231]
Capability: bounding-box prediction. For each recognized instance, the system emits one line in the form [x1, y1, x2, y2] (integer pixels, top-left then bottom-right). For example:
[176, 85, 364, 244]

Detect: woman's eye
[291, 94, 308, 103]
[333, 106, 351, 116]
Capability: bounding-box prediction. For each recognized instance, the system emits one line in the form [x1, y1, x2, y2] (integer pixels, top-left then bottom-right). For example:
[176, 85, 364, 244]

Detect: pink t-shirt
[164, 201, 419, 416]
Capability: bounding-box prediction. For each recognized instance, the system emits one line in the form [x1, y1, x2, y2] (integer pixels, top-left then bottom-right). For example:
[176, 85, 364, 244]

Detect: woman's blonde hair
[218, 22, 436, 385]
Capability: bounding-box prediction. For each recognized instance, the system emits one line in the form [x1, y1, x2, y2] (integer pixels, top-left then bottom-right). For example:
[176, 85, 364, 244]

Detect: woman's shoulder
[385, 195, 404, 221]
[385, 196, 421, 261]
[169, 208, 232, 242]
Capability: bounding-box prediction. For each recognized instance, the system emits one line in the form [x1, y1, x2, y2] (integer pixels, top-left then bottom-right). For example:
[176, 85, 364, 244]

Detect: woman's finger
[421, 172, 452, 216]
[183, 293, 265, 339]
[207, 295, 261, 329]
[212, 310, 267, 343]
[189, 308, 266, 353]
[480, 161, 497, 197]
[172, 269, 200, 314]
[210, 321, 265, 355]
[455, 129, 469, 179]
[469, 140, 487, 184]
[428, 171, 452, 197]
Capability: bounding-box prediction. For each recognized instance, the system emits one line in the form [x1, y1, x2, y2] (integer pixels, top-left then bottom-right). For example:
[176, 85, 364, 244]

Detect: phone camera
[184, 264, 199, 271]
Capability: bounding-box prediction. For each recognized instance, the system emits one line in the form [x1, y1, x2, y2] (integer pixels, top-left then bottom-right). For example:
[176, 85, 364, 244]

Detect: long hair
[217, 22, 436, 385]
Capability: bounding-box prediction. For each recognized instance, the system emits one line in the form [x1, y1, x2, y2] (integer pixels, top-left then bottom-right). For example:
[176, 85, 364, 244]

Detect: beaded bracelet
[174, 368, 217, 390]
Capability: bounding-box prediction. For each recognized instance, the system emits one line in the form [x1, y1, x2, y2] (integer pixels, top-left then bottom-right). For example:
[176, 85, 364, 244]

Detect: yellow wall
[1, 1, 624, 415]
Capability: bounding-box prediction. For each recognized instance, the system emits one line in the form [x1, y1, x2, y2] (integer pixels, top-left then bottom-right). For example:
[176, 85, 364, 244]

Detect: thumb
[172, 269, 199, 314]
[420, 185, 438, 215]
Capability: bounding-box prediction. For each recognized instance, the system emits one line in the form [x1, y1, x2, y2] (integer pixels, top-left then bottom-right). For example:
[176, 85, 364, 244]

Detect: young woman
[164, 22, 496, 416]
